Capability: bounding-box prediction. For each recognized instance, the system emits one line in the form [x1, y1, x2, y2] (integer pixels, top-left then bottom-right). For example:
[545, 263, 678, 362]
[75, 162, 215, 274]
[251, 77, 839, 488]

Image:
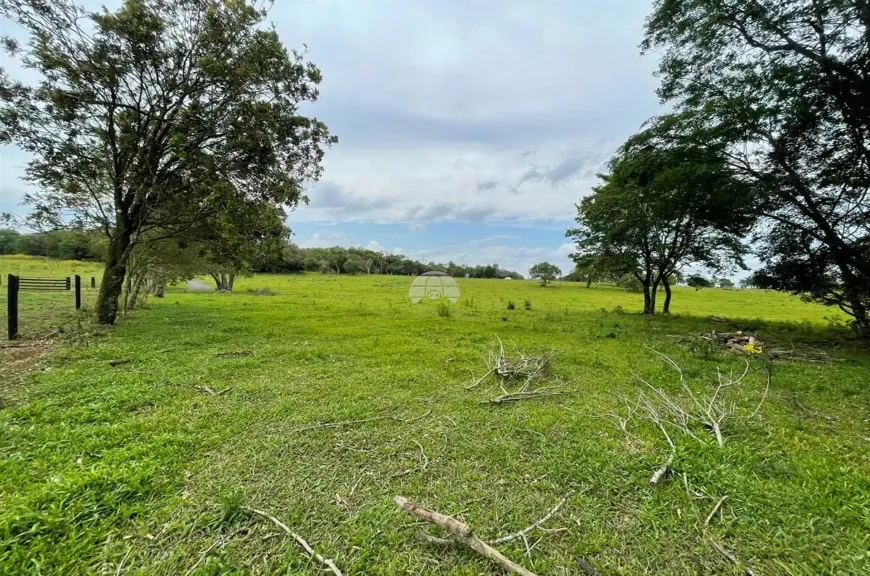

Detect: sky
[0, 0, 664, 276]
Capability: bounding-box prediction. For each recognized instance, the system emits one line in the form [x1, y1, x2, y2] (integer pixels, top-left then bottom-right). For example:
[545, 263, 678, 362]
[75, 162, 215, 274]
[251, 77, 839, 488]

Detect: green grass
[1, 257, 869, 575]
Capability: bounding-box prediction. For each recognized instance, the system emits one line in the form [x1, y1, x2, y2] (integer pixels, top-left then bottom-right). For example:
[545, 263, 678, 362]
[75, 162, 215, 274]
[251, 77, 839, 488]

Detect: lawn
[1, 256, 868, 575]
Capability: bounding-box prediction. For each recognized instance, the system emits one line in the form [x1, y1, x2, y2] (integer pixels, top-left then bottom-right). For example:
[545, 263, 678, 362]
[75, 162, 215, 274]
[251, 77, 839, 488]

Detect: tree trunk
[96, 228, 133, 325]
[586, 277, 592, 288]
[662, 279, 672, 315]
[228, 274, 236, 292]
[649, 280, 659, 315]
[642, 282, 652, 314]
[128, 274, 144, 311]
[154, 280, 165, 298]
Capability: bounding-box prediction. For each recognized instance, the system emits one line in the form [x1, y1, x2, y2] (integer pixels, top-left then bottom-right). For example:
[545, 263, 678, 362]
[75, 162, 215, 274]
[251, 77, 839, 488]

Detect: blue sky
[1, 0, 664, 276]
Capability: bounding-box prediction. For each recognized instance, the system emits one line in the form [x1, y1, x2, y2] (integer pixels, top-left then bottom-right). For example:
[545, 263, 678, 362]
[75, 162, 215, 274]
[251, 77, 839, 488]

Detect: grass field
[1, 256, 868, 575]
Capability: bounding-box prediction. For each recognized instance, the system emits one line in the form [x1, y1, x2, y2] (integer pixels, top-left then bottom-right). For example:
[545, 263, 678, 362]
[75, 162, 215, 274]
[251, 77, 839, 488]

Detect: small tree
[686, 275, 713, 291]
[717, 278, 735, 289]
[529, 262, 562, 286]
[568, 137, 753, 314]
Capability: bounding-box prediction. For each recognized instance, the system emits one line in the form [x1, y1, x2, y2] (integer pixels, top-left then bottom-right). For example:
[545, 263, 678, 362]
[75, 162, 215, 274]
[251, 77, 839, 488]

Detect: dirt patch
[0, 337, 57, 401]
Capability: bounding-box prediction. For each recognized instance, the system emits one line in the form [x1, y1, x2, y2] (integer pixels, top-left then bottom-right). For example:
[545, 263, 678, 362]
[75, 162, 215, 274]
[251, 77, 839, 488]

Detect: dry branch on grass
[291, 410, 432, 433]
[704, 495, 728, 526]
[243, 507, 343, 576]
[469, 338, 574, 403]
[394, 496, 539, 576]
[700, 331, 838, 363]
[193, 385, 232, 396]
[710, 540, 757, 576]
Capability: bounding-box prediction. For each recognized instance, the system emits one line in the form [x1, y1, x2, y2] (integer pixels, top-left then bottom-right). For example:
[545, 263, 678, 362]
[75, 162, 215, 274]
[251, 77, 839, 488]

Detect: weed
[436, 302, 451, 317]
[524, 299, 532, 310]
[506, 300, 516, 310]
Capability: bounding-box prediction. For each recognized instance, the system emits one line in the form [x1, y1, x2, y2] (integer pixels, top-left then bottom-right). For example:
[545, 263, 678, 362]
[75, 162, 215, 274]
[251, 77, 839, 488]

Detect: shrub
[617, 273, 643, 293]
[524, 299, 532, 310]
[436, 302, 451, 317]
[506, 300, 516, 310]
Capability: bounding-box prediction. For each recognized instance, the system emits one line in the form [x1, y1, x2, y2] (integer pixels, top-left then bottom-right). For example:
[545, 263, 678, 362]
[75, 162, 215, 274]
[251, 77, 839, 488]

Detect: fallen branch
[649, 454, 674, 486]
[108, 359, 132, 367]
[394, 496, 538, 576]
[704, 495, 728, 527]
[489, 390, 567, 404]
[488, 491, 574, 544]
[183, 539, 221, 576]
[243, 507, 343, 576]
[710, 540, 756, 576]
[292, 410, 432, 433]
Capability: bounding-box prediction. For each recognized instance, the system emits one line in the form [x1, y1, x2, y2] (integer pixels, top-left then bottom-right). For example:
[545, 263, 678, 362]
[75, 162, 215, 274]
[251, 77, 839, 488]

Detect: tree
[686, 274, 713, 291]
[642, 0, 870, 336]
[0, 0, 335, 324]
[568, 138, 753, 314]
[570, 249, 636, 287]
[529, 262, 562, 286]
[0, 229, 21, 254]
[739, 275, 758, 290]
[717, 277, 735, 289]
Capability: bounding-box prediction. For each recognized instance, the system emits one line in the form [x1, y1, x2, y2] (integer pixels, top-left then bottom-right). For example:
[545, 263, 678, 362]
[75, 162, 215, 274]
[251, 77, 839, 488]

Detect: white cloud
[301, 232, 354, 248]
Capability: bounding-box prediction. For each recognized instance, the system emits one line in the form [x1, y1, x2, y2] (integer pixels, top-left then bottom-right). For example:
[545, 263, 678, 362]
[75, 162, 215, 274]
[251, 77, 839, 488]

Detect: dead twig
[394, 496, 538, 576]
[243, 507, 343, 576]
[183, 539, 221, 576]
[292, 410, 432, 433]
[649, 454, 673, 486]
[710, 540, 756, 576]
[704, 496, 728, 527]
[488, 491, 574, 545]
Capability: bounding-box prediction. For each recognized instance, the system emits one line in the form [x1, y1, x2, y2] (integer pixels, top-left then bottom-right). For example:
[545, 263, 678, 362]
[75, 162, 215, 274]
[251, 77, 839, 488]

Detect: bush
[524, 299, 532, 310]
[617, 273, 643, 293]
[436, 302, 451, 317]
[506, 300, 516, 310]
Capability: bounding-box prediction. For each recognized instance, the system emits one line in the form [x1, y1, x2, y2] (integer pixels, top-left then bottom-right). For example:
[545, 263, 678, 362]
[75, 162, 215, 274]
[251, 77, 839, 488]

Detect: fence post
[75, 275, 82, 310]
[7, 274, 19, 340]
[91, 276, 96, 288]
[65, 276, 71, 290]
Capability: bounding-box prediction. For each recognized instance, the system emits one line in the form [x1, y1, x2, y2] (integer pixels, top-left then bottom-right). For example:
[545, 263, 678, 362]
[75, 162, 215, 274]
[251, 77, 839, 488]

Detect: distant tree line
[0, 229, 523, 281]
[0, 229, 106, 261]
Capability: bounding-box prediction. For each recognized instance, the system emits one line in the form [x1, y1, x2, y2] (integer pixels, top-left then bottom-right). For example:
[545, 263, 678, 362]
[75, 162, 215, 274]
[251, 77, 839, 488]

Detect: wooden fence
[5, 274, 94, 340]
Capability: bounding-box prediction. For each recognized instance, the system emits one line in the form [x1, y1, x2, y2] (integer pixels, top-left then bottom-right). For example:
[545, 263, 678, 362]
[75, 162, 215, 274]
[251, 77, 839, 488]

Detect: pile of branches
[700, 331, 837, 363]
[468, 338, 573, 403]
[699, 331, 759, 355]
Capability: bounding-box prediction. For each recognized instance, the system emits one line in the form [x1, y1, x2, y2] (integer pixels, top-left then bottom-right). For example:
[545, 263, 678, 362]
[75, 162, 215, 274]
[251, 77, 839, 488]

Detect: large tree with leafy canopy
[568, 136, 754, 314]
[0, 0, 336, 324]
[642, 0, 870, 335]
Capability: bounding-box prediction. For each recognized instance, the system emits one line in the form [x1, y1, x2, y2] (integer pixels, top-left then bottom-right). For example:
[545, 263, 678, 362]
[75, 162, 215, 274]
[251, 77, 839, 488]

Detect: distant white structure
[408, 271, 460, 303]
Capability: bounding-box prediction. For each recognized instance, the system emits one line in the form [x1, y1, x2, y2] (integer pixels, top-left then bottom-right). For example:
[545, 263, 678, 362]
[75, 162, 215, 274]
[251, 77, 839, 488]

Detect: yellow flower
[743, 342, 763, 355]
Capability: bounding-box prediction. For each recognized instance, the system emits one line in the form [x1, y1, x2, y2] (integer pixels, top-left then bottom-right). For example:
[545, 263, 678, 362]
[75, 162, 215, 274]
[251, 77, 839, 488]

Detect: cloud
[300, 232, 353, 248]
[476, 179, 498, 191]
[308, 181, 391, 213]
[405, 202, 497, 224]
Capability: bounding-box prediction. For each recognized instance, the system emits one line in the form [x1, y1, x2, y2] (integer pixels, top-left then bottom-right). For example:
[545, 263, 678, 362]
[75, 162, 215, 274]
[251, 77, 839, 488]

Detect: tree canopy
[0, 0, 336, 323]
[529, 262, 562, 286]
[642, 0, 870, 335]
[568, 137, 754, 314]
